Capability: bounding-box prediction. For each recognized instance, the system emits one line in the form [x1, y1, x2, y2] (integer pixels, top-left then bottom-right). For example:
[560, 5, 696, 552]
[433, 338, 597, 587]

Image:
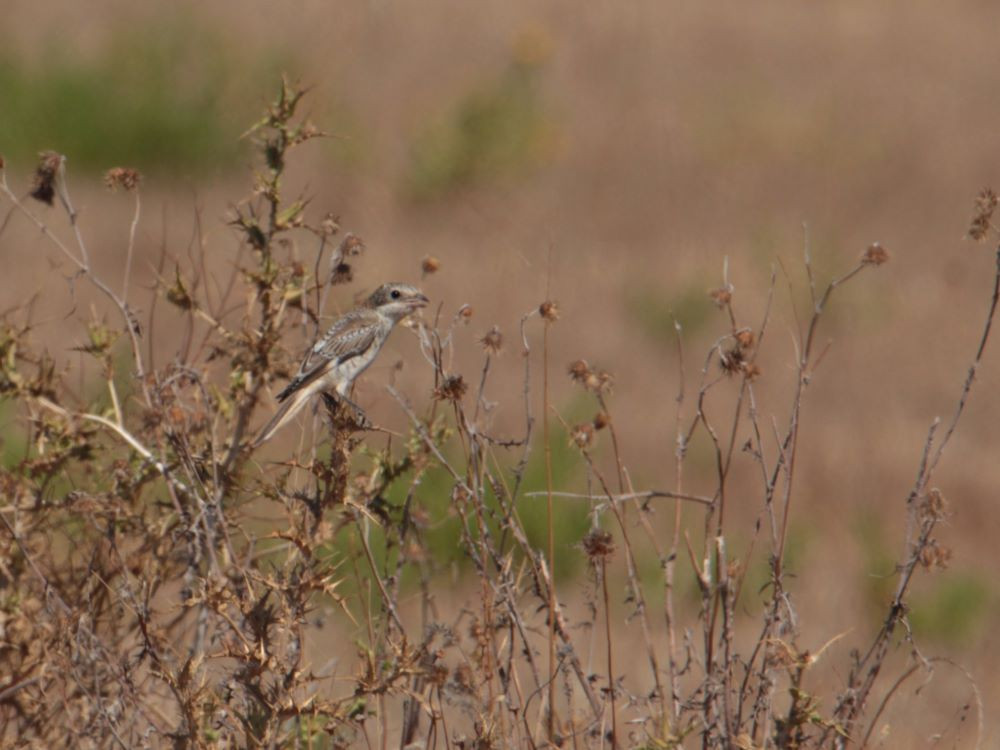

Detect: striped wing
[276, 313, 381, 401]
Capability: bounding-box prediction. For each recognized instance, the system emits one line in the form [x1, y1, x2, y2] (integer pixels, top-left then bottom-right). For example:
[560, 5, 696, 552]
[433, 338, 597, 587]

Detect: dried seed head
[581, 529, 615, 560]
[720, 346, 745, 376]
[975, 187, 998, 214]
[539, 300, 559, 322]
[570, 422, 595, 449]
[920, 487, 949, 521]
[918, 539, 952, 570]
[30, 151, 65, 206]
[421, 255, 441, 275]
[434, 374, 468, 402]
[321, 213, 340, 236]
[458, 305, 474, 323]
[568, 359, 591, 383]
[861, 242, 889, 266]
[479, 325, 503, 355]
[339, 232, 365, 257]
[594, 369, 613, 394]
[968, 188, 997, 241]
[331, 261, 353, 285]
[709, 286, 733, 308]
[735, 329, 755, 350]
[592, 411, 609, 430]
[103, 167, 142, 192]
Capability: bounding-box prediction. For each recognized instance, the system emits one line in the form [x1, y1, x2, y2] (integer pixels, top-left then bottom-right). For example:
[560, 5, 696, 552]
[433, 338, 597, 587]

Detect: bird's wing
[313, 312, 382, 364]
[276, 313, 381, 401]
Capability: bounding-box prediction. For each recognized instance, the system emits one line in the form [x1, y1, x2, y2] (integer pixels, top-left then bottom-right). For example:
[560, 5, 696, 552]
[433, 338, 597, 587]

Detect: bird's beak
[410, 293, 430, 308]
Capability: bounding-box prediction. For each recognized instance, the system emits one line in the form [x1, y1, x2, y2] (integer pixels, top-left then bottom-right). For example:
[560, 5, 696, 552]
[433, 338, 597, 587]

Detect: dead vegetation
[0, 82, 992, 749]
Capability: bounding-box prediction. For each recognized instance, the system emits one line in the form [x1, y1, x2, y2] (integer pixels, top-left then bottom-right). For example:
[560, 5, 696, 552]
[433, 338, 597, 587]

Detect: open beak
[409, 293, 430, 308]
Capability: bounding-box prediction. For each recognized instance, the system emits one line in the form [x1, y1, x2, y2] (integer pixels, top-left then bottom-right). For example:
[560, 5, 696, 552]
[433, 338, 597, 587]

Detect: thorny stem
[543, 316, 557, 743]
[827, 246, 1000, 745]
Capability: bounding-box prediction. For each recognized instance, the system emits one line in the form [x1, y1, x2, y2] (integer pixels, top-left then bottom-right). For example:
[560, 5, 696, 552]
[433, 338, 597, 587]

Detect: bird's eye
[390, 289, 401, 299]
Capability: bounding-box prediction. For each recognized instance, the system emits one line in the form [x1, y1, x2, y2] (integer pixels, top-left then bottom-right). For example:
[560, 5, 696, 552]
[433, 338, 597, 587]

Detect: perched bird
[253, 282, 429, 446]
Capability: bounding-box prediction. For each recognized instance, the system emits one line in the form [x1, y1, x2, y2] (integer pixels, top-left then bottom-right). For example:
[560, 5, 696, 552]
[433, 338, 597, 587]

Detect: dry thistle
[340, 232, 365, 257]
[592, 369, 613, 394]
[570, 421, 595, 449]
[103, 167, 142, 192]
[331, 261, 353, 285]
[568, 359, 591, 383]
[321, 212, 340, 236]
[581, 529, 615, 560]
[479, 325, 503, 355]
[918, 539, 953, 570]
[30, 151, 65, 206]
[968, 188, 997, 241]
[421, 255, 441, 275]
[861, 242, 890, 266]
[539, 299, 559, 322]
[567, 359, 612, 393]
[721, 347, 761, 380]
[709, 286, 733, 308]
[919, 487, 949, 522]
[434, 374, 468, 402]
[719, 345, 746, 376]
[735, 329, 755, 350]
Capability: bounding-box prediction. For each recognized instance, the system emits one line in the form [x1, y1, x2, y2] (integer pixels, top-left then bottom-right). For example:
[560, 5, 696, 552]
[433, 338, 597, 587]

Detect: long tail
[252, 387, 314, 448]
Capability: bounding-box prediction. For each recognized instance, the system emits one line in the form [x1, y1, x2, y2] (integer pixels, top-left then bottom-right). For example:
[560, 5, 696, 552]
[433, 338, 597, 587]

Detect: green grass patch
[0, 14, 288, 176]
[626, 280, 719, 346]
[908, 573, 990, 645]
[404, 57, 553, 200]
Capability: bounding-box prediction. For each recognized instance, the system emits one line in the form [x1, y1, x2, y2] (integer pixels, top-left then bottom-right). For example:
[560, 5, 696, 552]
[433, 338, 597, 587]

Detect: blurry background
[3, 0, 999, 744]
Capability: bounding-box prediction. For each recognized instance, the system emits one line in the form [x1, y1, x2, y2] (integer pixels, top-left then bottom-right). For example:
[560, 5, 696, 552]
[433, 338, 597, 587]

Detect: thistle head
[366, 282, 429, 321]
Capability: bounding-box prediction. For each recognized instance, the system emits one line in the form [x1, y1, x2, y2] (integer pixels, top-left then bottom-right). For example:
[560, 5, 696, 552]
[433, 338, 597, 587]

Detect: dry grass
[0, 80, 996, 748]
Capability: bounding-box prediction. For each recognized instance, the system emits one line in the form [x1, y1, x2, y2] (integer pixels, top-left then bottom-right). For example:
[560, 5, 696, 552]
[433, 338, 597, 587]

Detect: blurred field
[3, 0, 1000, 746]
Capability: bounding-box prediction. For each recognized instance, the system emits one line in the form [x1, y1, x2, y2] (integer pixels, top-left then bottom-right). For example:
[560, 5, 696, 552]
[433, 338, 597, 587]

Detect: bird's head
[366, 282, 429, 321]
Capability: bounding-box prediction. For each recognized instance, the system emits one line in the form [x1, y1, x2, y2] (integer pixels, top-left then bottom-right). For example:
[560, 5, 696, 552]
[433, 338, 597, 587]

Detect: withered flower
[735, 329, 755, 350]
[339, 232, 365, 257]
[479, 325, 503, 354]
[719, 345, 746, 376]
[861, 242, 889, 266]
[582, 529, 615, 560]
[331, 262, 353, 285]
[570, 422, 595, 449]
[104, 167, 142, 192]
[434, 374, 468, 402]
[539, 300, 559, 322]
[568, 359, 591, 383]
[30, 151, 65, 206]
[421, 255, 441, 275]
[709, 286, 733, 308]
[918, 539, 952, 570]
[968, 188, 997, 241]
[321, 212, 340, 236]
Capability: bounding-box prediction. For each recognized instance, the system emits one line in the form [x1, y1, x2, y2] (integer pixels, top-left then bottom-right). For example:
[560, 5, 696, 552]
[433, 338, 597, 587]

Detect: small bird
[253, 282, 429, 446]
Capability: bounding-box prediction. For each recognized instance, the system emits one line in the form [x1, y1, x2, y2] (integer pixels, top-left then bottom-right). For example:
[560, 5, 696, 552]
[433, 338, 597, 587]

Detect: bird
[253, 282, 429, 447]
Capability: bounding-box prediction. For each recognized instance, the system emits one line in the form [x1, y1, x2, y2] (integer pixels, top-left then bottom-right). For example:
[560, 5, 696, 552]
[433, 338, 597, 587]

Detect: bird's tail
[252, 387, 314, 448]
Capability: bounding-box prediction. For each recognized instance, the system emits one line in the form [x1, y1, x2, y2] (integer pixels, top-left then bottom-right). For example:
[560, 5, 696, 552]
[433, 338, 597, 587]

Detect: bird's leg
[320, 391, 372, 430]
